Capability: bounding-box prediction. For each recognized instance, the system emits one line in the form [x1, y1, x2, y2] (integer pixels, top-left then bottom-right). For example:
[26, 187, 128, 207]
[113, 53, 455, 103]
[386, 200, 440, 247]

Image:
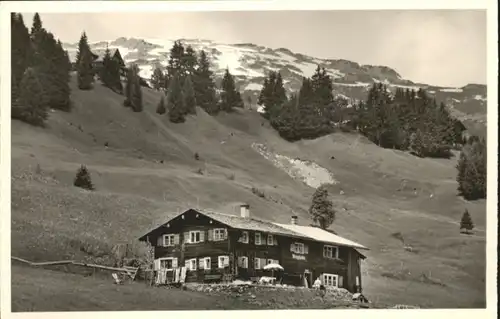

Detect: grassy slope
[11, 75, 486, 309]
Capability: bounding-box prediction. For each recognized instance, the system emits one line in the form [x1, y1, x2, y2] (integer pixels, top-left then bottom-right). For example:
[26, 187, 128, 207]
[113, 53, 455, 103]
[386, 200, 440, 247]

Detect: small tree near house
[156, 95, 166, 115]
[74, 165, 94, 190]
[309, 184, 336, 229]
[460, 209, 474, 234]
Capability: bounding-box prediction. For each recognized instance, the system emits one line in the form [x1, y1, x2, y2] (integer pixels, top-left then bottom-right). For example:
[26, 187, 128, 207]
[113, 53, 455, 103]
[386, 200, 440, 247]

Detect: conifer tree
[100, 46, 112, 87]
[166, 40, 185, 84]
[76, 32, 94, 90]
[298, 77, 314, 105]
[182, 45, 198, 76]
[258, 71, 287, 118]
[182, 74, 197, 115]
[30, 13, 43, 40]
[457, 136, 486, 200]
[219, 68, 242, 112]
[109, 51, 123, 94]
[311, 65, 333, 106]
[13, 67, 48, 126]
[11, 13, 33, 104]
[459, 209, 474, 234]
[74, 165, 94, 190]
[308, 184, 336, 229]
[193, 50, 218, 114]
[130, 64, 143, 112]
[124, 67, 133, 107]
[156, 95, 166, 115]
[150, 67, 164, 91]
[166, 73, 185, 123]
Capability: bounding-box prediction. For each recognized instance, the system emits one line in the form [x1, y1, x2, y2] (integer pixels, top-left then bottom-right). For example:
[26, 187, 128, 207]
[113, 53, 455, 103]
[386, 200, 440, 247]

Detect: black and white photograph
[0, 0, 497, 317]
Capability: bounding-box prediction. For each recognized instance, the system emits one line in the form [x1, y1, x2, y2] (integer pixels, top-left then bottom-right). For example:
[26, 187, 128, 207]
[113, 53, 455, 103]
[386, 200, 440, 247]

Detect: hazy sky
[21, 10, 486, 87]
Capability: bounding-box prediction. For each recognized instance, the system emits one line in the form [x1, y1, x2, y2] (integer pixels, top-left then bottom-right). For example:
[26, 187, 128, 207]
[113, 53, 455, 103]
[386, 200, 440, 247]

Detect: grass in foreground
[10, 77, 486, 309]
[12, 264, 382, 312]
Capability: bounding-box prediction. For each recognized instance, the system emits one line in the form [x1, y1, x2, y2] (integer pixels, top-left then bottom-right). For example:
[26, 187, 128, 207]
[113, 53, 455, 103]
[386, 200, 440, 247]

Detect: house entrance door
[304, 269, 313, 288]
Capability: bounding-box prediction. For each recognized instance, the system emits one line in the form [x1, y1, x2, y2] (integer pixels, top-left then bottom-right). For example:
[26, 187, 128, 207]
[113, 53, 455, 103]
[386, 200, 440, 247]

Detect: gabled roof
[138, 208, 369, 251]
[273, 223, 368, 250]
[197, 209, 305, 238]
[93, 48, 122, 63]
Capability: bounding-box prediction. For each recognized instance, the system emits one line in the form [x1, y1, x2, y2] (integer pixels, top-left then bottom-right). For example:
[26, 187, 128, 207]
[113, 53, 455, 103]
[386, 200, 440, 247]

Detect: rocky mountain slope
[62, 37, 487, 135]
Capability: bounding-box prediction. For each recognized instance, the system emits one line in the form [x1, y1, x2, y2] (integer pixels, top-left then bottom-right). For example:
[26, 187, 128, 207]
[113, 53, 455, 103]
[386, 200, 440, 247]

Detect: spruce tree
[14, 67, 48, 126]
[193, 50, 218, 114]
[130, 64, 143, 112]
[157, 95, 166, 115]
[109, 51, 123, 94]
[100, 46, 112, 87]
[311, 65, 333, 106]
[11, 13, 33, 105]
[182, 74, 197, 115]
[182, 45, 198, 76]
[166, 73, 185, 123]
[150, 67, 164, 91]
[457, 137, 486, 200]
[308, 184, 336, 229]
[74, 165, 94, 190]
[219, 68, 242, 112]
[459, 209, 474, 234]
[166, 40, 185, 84]
[30, 13, 43, 39]
[124, 67, 133, 107]
[76, 32, 93, 90]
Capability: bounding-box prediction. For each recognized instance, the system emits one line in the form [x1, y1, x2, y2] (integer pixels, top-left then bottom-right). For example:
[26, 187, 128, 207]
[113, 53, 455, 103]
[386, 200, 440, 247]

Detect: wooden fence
[11, 256, 139, 280]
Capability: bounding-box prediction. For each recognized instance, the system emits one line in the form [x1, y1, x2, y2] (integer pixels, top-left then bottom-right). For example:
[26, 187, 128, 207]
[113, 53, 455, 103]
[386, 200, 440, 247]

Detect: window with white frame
[239, 231, 249, 243]
[162, 234, 176, 246]
[189, 231, 201, 243]
[255, 232, 262, 245]
[254, 257, 262, 269]
[159, 257, 177, 270]
[266, 259, 279, 265]
[292, 242, 305, 254]
[199, 257, 211, 270]
[267, 234, 274, 245]
[238, 256, 248, 268]
[218, 256, 229, 268]
[323, 245, 339, 259]
[214, 228, 226, 241]
[185, 258, 197, 271]
[322, 273, 338, 287]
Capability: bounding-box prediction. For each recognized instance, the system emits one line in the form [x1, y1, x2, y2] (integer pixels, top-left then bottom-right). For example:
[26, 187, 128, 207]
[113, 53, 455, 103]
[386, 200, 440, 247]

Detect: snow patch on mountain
[440, 88, 463, 93]
[252, 143, 337, 188]
[473, 95, 486, 102]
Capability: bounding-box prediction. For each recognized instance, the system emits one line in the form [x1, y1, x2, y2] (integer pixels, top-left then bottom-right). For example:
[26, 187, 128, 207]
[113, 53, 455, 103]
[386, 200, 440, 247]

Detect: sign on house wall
[292, 254, 306, 261]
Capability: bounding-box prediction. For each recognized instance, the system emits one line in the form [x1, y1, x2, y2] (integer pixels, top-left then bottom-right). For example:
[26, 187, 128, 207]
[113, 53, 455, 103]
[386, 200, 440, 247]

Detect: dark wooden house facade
[91, 48, 126, 76]
[138, 204, 368, 293]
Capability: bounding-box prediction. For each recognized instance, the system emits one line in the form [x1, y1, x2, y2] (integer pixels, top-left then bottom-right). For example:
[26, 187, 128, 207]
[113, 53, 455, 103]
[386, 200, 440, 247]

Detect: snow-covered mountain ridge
[62, 37, 487, 135]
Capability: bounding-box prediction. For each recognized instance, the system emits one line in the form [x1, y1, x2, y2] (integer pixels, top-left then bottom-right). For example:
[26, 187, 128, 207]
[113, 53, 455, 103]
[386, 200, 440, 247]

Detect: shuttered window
[255, 233, 262, 245]
[254, 257, 262, 269]
[158, 257, 177, 270]
[218, 256, 230, 268]
[323, 245, 339, 259]
[185, 258, 197, 271]
[238, 231, 249, 243]
[291, 242, 306, 254]
[238, 256, 249, 268]
[267, 234, 274, 245]
[199, 257, 211, 270]
[213, 228, 226, 241]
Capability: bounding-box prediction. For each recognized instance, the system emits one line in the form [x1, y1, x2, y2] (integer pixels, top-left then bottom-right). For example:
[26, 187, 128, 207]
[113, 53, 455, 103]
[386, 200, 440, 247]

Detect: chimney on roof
[240, 204, 250, 218]
[291, 215, 298, 225]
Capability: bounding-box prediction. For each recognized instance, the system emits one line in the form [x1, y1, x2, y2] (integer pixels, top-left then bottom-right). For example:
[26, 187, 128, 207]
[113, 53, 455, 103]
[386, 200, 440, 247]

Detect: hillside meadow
[10, 75, 486, 310]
